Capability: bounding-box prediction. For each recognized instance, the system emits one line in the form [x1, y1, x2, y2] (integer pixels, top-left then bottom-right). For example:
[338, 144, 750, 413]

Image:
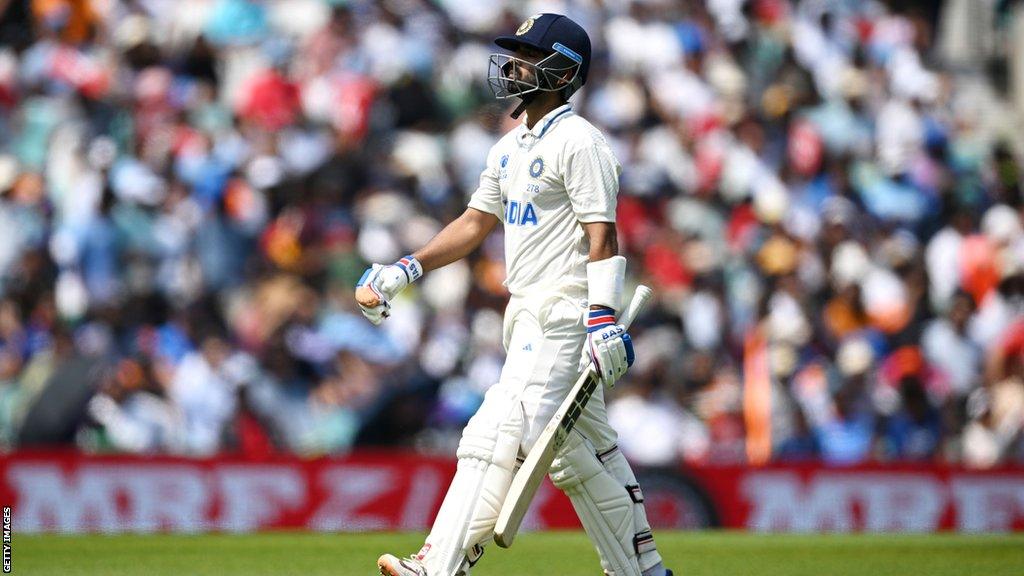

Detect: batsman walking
[356, 13, 671, 576]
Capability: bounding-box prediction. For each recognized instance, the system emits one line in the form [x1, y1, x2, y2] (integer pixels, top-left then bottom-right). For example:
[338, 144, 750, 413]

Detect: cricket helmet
[488, 13, 592, 104]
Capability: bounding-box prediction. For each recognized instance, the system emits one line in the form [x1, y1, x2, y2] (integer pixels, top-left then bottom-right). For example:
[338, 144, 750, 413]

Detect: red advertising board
[1, 452, 1022, 534]
[692, 464, 1024, 533]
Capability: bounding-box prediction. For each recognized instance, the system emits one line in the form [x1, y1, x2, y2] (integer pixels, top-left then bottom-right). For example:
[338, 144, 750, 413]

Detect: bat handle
[618, 285, 653, 331]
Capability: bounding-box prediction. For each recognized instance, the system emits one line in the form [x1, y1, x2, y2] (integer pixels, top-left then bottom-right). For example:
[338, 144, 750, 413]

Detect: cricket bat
[493, 285, 653, 548]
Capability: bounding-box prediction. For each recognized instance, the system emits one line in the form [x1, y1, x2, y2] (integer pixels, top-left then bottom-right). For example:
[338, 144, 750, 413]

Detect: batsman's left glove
[582, 306, 635, 387]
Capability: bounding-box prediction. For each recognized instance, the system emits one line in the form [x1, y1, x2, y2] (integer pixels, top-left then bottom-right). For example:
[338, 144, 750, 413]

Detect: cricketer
[356, 13, 672, 576]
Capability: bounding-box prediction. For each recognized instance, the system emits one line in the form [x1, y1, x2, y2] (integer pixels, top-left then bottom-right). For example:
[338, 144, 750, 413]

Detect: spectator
[0, 0, 1020, 471]
[816, 383, 876, 465]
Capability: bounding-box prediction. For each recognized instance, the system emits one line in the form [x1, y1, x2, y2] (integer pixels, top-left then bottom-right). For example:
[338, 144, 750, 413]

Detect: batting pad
[597, 446, 663, 572]
[461, 400, 523, 550]
[421, 385, 524, 576]
[550, 431, 642, 576]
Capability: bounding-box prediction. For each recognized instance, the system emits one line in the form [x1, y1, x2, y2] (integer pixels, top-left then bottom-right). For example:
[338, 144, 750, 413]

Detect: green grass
[14, 531, 1024, 576]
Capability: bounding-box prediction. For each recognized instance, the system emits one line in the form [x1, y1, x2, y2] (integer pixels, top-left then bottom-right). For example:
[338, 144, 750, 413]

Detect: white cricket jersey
[468, 104, 621, 298]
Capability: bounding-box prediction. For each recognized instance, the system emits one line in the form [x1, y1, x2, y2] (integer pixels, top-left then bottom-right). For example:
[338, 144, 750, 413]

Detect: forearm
[589, 236, 618, 266]
[583, 222, 619, 310]
[581, 222, 634, 386]
[414, 208, 498, 272]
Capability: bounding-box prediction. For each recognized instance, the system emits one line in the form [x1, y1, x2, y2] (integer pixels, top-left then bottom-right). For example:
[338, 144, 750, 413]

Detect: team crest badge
[516, 16, 538, 36]
[529, 157, 544, 178]
[500, 155, 509, 167]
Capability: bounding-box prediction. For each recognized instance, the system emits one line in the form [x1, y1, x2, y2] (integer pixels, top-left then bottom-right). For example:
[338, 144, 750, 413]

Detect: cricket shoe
[377, 554, 427, 576]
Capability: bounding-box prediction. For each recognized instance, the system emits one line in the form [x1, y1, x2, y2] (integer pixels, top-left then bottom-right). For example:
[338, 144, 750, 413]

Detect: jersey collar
[519, 103, 574, 142]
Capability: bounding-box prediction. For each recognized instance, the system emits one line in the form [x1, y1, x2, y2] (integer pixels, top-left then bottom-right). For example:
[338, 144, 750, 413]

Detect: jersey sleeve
[563, 134, 622, 223]
[467, 147, 503, 220]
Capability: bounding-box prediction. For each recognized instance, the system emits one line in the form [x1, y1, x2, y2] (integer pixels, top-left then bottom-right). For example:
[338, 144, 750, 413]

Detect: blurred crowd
[0, 0, 1022, 469]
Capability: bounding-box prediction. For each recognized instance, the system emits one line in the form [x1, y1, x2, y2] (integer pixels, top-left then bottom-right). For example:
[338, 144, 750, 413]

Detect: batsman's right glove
[355, 255, 422, 325]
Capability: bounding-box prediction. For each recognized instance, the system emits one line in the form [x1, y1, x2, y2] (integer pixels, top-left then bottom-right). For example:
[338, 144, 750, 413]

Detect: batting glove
[583, 306, 635, 387]
[355, 255, 422, 325]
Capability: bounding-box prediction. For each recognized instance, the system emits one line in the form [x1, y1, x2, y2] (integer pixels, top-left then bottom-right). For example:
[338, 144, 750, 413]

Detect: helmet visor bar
[487, 52, 580, 100]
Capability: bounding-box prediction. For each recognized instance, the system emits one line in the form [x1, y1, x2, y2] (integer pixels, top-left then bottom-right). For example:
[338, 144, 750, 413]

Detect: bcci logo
[516, 16, 539, 36]
[500, 155, 509, 167]
[529, 157, 544, 178]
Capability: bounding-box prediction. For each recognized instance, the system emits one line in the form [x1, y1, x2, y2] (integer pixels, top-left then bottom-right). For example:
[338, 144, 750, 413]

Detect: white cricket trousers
[417, 292, 662, 576]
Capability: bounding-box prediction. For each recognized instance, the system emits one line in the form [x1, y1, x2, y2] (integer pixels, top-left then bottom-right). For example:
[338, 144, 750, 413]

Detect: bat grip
[618, 285, 652, 331]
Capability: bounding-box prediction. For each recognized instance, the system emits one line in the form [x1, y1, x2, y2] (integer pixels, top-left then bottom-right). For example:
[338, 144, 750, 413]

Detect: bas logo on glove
[583, 306, 635, 387]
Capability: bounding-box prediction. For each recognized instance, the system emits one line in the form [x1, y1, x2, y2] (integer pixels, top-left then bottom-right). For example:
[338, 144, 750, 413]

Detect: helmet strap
[510, 92, 536, 119]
